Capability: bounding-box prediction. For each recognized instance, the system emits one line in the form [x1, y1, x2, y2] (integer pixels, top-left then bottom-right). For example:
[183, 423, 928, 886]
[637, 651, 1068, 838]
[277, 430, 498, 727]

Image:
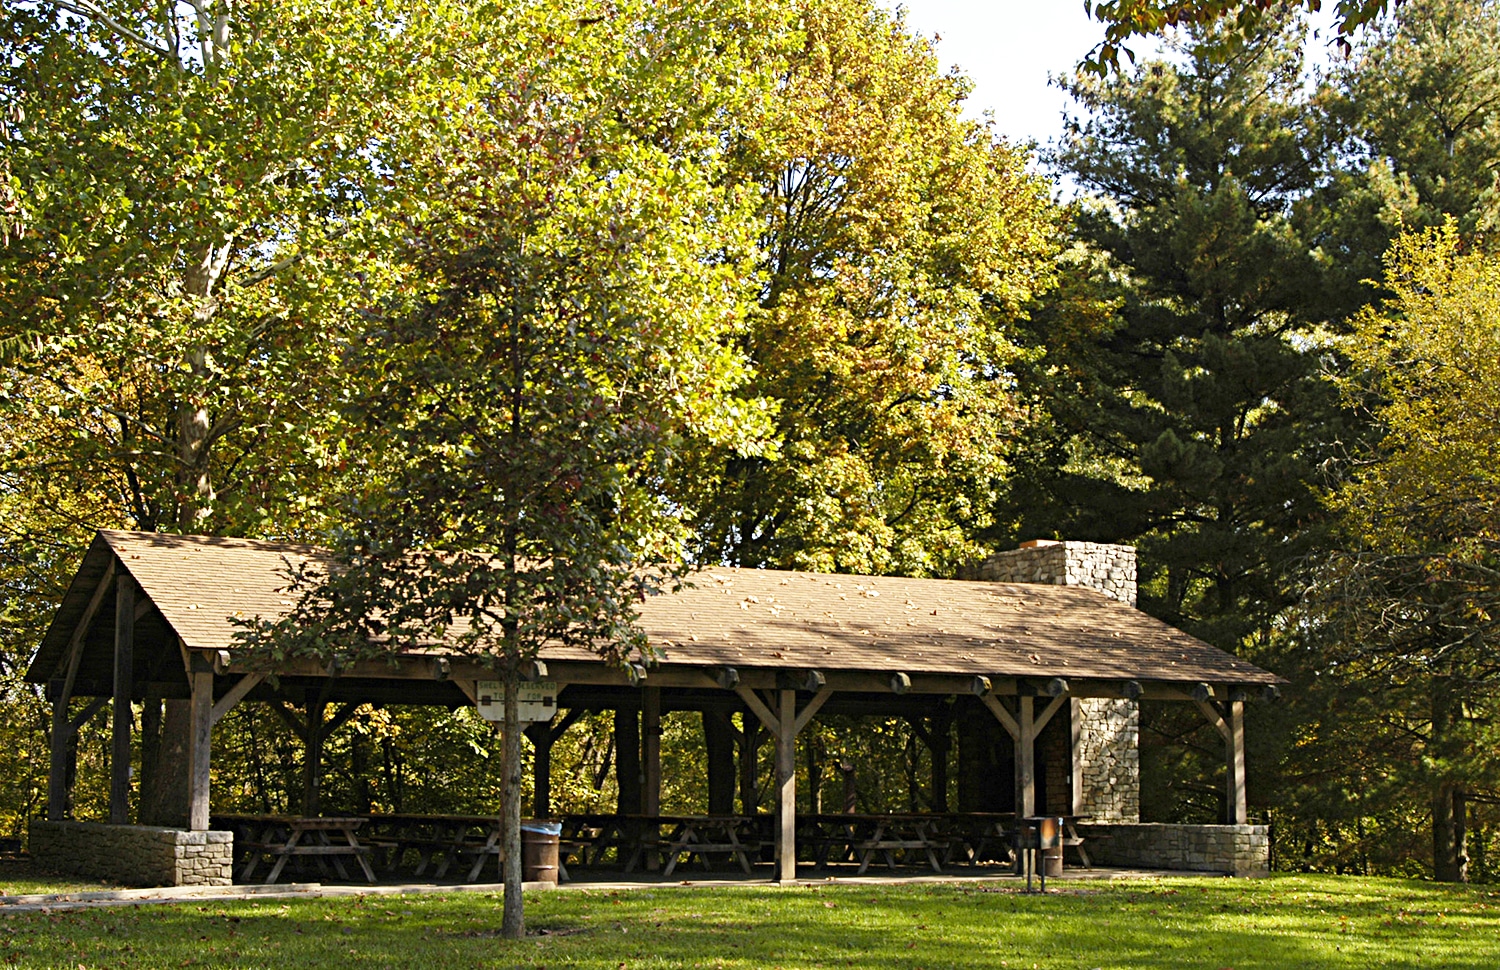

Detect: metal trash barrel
[1038, 816, 1064, 877]
[521, 819, 562, 885]
[1017, 816, 1065, 891]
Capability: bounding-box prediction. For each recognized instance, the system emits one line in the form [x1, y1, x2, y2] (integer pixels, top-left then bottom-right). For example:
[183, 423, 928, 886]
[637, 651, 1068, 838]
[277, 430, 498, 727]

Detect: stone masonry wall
[1040, 705, 1073, 816]
[963, 539, 1142, 823]
[960, 539, 1138, 606]
[28, 820, 233, 887]
[1074, 698, 1140, 822]
[1077, 822, 1269, 876]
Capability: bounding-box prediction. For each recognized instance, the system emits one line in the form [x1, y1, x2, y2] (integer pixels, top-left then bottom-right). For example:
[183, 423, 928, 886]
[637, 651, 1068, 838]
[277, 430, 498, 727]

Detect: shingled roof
[28, 530, 1280, 689]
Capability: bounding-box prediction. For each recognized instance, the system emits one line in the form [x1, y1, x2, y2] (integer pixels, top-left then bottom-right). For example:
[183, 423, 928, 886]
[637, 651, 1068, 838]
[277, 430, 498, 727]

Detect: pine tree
[1000, 15, 1341, 821]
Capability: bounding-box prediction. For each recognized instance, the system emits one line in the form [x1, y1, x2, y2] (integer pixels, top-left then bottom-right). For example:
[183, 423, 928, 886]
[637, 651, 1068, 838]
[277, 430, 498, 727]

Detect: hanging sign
[476, 680, 558, 723]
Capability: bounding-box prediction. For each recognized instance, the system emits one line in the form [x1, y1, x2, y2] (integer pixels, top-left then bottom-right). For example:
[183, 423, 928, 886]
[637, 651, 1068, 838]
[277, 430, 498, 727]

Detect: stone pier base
[27, 820, 233, 887]
[1077, 822, 1269, 876]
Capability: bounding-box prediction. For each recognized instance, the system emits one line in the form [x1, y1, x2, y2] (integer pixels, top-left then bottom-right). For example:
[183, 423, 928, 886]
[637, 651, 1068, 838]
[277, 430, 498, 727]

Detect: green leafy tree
[1083, 0, 1397, 72]
[239, 0, 780, 937]
[1023, 15, 1334, 653]
[1305, 224, 1500, 882]
[680, 0, 1059, 577]
[0, 0, 423, 536]
[0, 0, 462, 835]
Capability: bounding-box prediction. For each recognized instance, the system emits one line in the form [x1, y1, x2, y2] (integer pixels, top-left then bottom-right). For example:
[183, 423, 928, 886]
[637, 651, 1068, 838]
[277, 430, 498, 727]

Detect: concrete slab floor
[0, 865, 1233, 914]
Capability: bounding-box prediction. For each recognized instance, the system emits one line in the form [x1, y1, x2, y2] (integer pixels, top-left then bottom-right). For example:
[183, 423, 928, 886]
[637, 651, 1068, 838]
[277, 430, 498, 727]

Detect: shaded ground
[0, 857, 124, 897]
[2, 873, 1497, 969]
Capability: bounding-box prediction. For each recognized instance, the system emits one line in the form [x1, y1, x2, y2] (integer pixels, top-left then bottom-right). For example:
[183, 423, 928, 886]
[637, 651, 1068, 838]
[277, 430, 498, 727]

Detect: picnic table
[559, 813, 631, 868]
[654, 815, 762, 876]
[214, 815, 376, 885]
[799, 813, 949, 873]
[928, 812, 1017, 867]
[558, 814, 764, 875]
[363, 813, 506, 882]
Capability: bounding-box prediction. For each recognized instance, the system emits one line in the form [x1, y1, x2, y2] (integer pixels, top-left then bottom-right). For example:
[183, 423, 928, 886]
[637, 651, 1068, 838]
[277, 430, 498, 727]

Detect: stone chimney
[963, 538, 1141, 822]
[961, 539, 1137, 606]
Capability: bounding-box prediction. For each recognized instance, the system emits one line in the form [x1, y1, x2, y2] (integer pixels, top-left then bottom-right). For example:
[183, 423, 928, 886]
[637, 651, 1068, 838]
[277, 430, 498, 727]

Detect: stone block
[1075, 822, 1270, 875]
[27, 820, 236, 887]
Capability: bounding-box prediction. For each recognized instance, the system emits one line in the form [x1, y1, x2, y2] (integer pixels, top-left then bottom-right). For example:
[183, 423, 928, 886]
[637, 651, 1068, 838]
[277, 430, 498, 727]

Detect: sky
[884, 1, 1346, 150]
[882, 1, 1111, 148]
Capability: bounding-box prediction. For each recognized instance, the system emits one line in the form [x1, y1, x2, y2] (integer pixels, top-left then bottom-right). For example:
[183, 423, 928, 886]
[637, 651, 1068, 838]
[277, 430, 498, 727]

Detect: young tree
[678, 0, 1059, 577]
[1308, 224, 1500, 881]
[240, 0, 780, 937]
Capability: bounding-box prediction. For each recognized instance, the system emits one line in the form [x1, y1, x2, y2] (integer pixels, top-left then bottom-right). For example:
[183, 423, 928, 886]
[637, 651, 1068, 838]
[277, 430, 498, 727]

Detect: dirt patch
[443, 925, 593, 939]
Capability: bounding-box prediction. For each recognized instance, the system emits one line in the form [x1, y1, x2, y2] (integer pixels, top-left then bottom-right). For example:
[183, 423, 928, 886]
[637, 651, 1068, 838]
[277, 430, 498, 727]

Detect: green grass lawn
[1, 874, 1496, 969]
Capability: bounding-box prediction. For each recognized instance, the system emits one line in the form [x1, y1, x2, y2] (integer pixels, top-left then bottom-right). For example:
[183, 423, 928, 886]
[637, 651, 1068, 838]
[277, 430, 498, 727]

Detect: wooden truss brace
[47, 560, 117, 821]
[735, 684, 833, 881]
[979, 693, 1066, 819]
[210, 673, 266, 727]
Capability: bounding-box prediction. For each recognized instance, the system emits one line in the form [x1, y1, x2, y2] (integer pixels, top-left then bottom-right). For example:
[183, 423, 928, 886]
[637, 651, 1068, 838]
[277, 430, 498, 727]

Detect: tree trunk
[501, 671, 524, 939]
[703, 712, 736, 815]
[614, 707, 641, 814]
[840, 762, 857, 813]
[1431, 674, 1467, 883]
[303, 699, 325, 817]
[138, 693, 162, 819]
[351, 728, 372, 816]
[806, 732, 823, 815]
[140, 699, 192, 826]
[739, 719, 762, 816]
[1434, 782, 1466, 882]
[930, 706, 953, 813]
[176, 243, 232, 530]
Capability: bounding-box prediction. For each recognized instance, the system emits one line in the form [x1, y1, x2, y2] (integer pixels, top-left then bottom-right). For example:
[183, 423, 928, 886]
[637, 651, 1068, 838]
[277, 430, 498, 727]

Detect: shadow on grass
[3, 875, 1498, 969]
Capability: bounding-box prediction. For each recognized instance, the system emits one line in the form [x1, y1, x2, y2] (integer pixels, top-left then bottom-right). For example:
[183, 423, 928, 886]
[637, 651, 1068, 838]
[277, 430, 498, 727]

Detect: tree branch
[49, 0, 174, 60]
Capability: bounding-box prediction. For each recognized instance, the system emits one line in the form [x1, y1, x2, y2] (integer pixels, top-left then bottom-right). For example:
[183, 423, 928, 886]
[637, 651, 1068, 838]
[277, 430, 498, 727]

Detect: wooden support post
[49, 561, 115, 821]
[1196, 695, 1248, 825]
[642, 687, 661, 815]
[188, 666, 213, 831]
[1228, 699, 1247, 825]
[615, 707, 641, 815]
[1017, 696, 1036, 819]
[734, 683, 831, 882]
[47, 691, 72, 822]
[304, 698, 326, 817]
[530, 707, 582, 819]
[525, 723, 554, 818]
[704, 712, 737, 814]
[930, 705, 952, 813]
[1070, 698, 1084, 817]
[110, 573, 136, 824]
[642, 687, 662, 871]
[776, 688, 796, 883]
